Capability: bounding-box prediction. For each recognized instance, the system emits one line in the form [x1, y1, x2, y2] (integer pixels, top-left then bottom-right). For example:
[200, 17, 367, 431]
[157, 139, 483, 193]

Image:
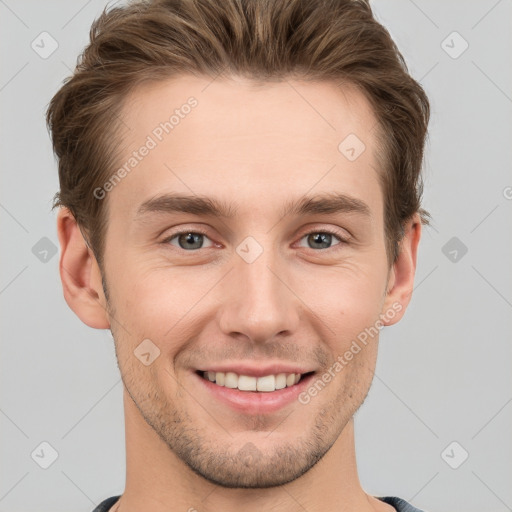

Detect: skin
[57, 75, 421, 512]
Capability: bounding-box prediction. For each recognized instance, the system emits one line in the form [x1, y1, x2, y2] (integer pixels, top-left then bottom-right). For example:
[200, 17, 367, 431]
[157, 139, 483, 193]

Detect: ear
[56, 207, 111, 329]
[380, 213, 422, 326]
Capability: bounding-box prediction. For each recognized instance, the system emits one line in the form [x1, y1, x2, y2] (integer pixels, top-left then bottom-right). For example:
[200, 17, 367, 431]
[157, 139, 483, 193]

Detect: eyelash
[161, 227, 349, 252]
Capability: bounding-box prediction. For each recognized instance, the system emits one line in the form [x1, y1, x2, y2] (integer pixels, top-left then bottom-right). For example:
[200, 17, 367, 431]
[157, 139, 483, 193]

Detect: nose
[217, 242, 300, 344]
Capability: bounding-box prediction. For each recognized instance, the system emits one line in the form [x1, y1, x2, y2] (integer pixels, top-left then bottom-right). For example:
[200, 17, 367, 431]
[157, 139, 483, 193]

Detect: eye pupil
[179, 232, 203, 250]
[308, 233, 332, 249]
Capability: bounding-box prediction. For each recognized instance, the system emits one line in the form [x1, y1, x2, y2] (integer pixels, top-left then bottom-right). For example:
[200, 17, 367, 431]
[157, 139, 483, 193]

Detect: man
[47, 0, 430, 510]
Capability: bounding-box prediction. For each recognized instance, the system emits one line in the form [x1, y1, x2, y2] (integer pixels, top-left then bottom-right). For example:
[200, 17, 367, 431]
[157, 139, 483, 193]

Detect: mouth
[193, 369, 317, 415]
[195, 369, 316, 392]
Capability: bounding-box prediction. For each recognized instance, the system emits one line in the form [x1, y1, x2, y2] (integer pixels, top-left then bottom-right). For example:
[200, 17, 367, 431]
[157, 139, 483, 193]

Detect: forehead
[110, 75, 383, 220]
[121, 74, 378, 150]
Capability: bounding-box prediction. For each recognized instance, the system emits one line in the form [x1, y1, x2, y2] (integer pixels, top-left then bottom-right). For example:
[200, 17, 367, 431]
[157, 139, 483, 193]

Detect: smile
[198, 370, 313, 392]
[193, 369, 317, 415]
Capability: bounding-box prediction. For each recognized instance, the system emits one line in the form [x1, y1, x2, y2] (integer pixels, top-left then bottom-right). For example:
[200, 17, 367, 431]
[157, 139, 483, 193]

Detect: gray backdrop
[1, 1, 511, 511]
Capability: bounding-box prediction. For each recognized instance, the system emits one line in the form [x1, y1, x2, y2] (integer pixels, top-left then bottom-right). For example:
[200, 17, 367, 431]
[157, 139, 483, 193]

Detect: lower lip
[193, 371, 316, 415]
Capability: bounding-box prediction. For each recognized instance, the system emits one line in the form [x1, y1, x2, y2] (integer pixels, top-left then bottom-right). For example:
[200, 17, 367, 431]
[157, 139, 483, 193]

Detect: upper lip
[195, 362, 316, 378]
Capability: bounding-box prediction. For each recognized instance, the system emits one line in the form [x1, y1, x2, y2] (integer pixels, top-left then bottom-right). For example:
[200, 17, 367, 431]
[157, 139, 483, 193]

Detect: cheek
[114, 266, 213, 345]
[303, 263, 387, 331]
[110, 275, 195, 384]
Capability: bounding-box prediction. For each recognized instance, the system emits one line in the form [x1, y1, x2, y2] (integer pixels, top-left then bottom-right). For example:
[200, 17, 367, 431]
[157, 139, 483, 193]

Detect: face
[98, 75, 400, 488]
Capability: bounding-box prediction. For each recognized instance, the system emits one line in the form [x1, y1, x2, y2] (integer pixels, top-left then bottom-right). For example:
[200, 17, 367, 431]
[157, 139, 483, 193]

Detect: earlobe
[56, 207, 111, 329]
[381, 214, 422, 326]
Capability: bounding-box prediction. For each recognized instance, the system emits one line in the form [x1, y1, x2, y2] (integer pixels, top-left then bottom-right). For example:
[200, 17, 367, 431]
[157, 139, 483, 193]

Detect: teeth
[275, 373, 287, 390]
[256, 375, 275, 392]
[202, 371, 304, 392]
[215, 372, 225, 386]
[224, 371, 238, 389]
[238, 375, 257, 391]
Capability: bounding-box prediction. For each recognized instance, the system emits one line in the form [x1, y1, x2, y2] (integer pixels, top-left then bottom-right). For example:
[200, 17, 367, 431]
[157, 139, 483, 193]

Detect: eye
[161, 227, 349, 252]
[163, 230, 215, 251]
[297, 229, 347, 251]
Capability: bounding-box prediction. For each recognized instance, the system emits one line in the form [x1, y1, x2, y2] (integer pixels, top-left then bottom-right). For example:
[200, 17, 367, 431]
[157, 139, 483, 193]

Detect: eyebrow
[134, 192, 371, 221]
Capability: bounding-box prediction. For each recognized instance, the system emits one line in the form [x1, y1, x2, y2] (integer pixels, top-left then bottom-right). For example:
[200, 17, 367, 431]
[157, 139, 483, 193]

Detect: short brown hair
[47, 0, 430, 269]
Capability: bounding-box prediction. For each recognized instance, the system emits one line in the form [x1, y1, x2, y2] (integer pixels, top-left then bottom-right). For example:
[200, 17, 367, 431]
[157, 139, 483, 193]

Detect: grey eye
[167, 232, 214, 250]
[298, 231, 342, 250]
